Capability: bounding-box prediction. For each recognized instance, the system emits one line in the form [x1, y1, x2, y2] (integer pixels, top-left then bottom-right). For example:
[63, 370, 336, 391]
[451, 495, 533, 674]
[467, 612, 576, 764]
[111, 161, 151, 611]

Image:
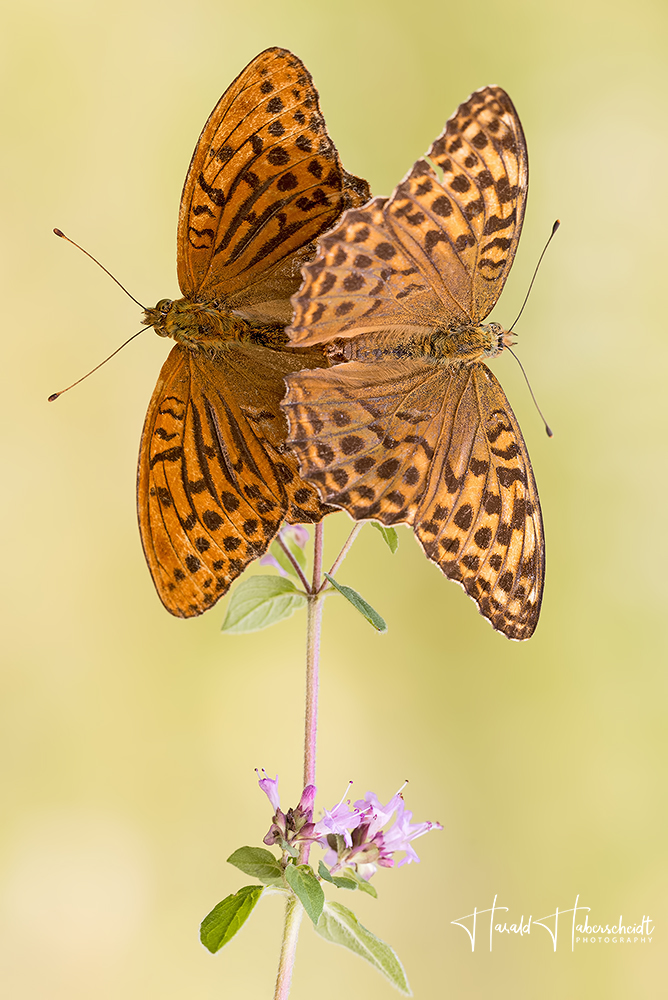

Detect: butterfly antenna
[48, 328, 148, 401]
[508, 219, 560, 333]
[50, 228, 151, 401]
[506, 346, 553, 437]
[53, 228, 146, 309]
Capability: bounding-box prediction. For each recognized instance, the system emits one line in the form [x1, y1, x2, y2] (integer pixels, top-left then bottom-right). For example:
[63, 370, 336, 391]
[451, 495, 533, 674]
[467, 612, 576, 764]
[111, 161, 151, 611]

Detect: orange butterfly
[282, 87, 544, 640]
[136, 48, 369, 617]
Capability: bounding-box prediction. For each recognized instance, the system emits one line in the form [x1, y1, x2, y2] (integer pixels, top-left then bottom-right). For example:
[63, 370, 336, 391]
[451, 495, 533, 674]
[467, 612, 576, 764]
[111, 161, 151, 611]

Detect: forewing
[413, 363, 543, 640]
[137, 343, 328, 617]
[177, 47, 370, 314]
[283, 359, 543, 639]
[412, 85, 528, 323]
[288, 197, 456, 346]
[288, 85, 527, 345]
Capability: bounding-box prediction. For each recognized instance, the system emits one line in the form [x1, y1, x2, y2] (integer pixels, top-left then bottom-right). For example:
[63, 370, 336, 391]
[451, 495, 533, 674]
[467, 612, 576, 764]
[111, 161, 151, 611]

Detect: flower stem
[273, 524, 325, 998]
[273, 895, 305, 1000]
[321, 521, 364, 589]
[304, 522, 325, 791]
[276, 534, 310, 593]
[274, 519, 364, 997]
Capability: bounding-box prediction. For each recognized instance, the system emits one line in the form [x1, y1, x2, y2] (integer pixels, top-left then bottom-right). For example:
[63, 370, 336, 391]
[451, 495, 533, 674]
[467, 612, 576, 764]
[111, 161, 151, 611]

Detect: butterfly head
[481, 321, 516, 357]
[143, 297, 245, 349]
[143, 298, 175, 339]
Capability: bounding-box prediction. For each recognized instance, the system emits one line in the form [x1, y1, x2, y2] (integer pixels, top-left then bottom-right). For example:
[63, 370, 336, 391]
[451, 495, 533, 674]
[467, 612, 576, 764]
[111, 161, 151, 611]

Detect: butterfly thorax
[327, 322, 513, 365]
[144, 297, 250, 351]
[429, 321, 512, 362]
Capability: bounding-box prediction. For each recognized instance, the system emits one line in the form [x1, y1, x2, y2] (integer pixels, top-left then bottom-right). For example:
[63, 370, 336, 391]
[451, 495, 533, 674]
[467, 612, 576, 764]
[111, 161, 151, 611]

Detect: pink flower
[315, 787, 442, 880]
[315, 799, 363, 847]
[257, 770, 280, 810]
[257, 774, 441, 880]
[285, 525, 309, 548]
[257, 771, 316, 850]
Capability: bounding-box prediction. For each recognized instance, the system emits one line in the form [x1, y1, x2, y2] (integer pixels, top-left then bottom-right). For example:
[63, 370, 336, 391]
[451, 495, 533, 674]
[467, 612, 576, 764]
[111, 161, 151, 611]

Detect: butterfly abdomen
[243, 321, 290, 351]
[326, 322, 507, 365]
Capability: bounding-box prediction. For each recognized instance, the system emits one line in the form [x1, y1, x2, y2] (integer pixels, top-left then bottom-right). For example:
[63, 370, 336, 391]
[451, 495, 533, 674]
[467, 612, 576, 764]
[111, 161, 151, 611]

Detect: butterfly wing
[282, 86, 540, 637]
[413, 362, 543, 641]
[283, 358, 440, 524]
[288, 86, 527, 344]
[389, 85, 528, 324]
[138, 341, 329, 617]
[216, 340, 334, 525]
[283, 359, 543, 639]
[288, 196, 458, 342]
[176, 47, 370, 323]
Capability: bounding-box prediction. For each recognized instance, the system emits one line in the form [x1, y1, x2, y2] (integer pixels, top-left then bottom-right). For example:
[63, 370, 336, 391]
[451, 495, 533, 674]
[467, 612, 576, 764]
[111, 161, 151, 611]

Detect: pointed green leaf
[318, 860, 335, 883]
[332, 875, 357, 890]
[221, 576, 306, 633]
[200, 885, 264, 953]
[318, 860, 356, 890]
[324, 573, 387, 633]
[227, 847, 283, 885]
[316, 901, 411, 994]
[284, 863, 325, 925]
[370, 522, 399, 554]
[342, 867, 378, 897]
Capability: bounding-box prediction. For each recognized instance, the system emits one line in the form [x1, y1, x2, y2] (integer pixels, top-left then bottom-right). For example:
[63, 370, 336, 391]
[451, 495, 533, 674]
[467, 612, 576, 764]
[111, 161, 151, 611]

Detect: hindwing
[139, 341, 330, 617]
[283, 358, 543, 639]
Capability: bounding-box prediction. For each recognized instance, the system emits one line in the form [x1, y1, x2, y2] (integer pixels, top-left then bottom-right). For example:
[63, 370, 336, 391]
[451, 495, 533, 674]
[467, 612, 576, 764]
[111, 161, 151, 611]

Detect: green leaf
[324, 573, 387, 633]
[227, 847, 283, 885]
[318, 859, 335, 883]
[342, 867, 378, 898]
[284, 863, 325, 925]
[332, 876, 357, 890]
[325, 833, 347, 855]
[316, 901, 411, 994]
[200, 885, 264, 953]
[268, 537, 307, 578]
[370, 521, 399, 554]
[221, 576, 306, 633]
[318, 860, 357, 890]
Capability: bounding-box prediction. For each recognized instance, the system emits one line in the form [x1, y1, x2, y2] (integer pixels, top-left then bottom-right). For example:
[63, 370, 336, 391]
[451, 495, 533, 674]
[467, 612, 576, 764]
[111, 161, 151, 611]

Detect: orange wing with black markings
[137, 47, 370, 616]
[288, 86, 526, 344]
[177, 47, 370, 321]
[139, 341, 329, 617]
[282, 87, 544, 639]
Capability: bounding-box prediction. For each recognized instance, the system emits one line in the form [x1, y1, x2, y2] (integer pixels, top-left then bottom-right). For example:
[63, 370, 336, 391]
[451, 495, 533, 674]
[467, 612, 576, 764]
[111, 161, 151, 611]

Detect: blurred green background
[2, 0, 667, 996]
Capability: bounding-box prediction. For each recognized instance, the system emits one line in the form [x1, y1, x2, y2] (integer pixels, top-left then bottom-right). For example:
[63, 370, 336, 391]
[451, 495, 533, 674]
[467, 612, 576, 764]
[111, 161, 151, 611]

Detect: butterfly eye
[481, 322, 504, 357]
[156, 298, 173, 314]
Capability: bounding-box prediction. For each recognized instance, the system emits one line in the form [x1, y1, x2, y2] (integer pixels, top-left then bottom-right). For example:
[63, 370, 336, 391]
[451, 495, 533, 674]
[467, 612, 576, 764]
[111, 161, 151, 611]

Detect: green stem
[320, 522, 364, 590]
[273, 519, 359, 997]
[276, 534, 310, 592]
[273, 895, 305, 1000]
[304, 522, 325, 792]
[272, 523, 325, 998]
